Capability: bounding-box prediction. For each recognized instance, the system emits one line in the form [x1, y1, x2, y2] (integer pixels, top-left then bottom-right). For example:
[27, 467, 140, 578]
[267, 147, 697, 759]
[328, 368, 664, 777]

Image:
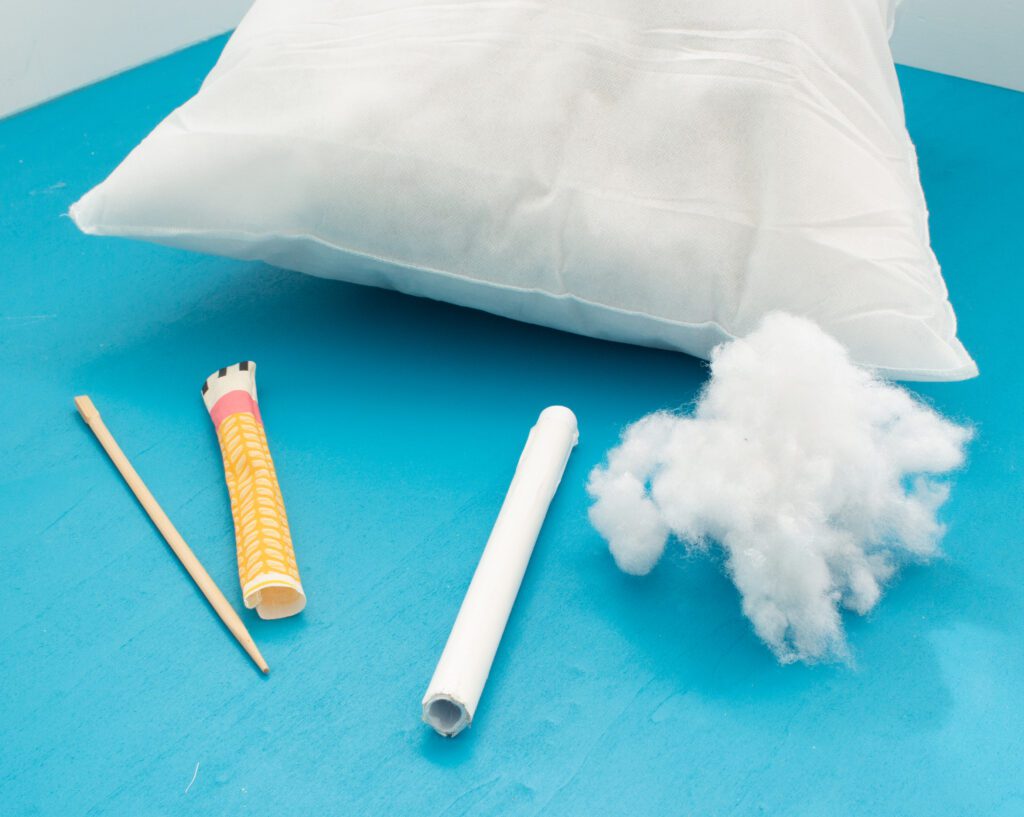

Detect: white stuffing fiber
[587, 313, 973, 663]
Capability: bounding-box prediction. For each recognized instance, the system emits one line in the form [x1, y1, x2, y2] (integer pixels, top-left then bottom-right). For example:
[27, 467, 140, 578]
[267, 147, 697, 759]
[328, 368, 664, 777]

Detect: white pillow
[71, 0, 976, 381]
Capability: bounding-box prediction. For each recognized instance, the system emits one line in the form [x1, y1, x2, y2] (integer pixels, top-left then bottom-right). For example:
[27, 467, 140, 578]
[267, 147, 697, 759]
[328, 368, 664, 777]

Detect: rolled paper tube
[202, 361, 306, 620]
[422, 406, 578, 737]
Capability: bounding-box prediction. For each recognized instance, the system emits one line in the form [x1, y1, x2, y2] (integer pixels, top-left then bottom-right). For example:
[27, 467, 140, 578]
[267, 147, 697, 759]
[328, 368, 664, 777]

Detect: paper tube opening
[247, 585, 307, 620]
[423, 695, 470, 737]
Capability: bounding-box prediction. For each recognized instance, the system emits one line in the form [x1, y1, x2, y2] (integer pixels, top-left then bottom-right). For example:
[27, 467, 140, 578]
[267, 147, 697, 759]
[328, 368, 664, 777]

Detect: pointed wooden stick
[74, 395, 269, 674]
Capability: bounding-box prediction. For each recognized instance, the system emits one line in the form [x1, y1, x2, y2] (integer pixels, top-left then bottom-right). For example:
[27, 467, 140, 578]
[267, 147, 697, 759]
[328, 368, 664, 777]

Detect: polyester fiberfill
[588, 313, 972, 663]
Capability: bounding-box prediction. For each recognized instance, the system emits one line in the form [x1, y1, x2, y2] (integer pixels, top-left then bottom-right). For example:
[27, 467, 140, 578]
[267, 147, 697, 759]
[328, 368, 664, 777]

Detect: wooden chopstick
[74, 395, 269, 674]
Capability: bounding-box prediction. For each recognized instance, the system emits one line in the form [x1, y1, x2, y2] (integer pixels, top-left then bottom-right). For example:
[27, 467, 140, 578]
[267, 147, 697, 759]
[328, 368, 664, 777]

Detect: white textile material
[587, 313, 972, 663]
[72, 0, 974, 380]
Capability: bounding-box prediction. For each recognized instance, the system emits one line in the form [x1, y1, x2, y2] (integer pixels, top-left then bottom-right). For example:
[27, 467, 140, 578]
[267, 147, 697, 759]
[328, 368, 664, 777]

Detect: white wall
[0, 0, 1021, 120]
[891, 0, 1024, 92]
[0, 0, 253, 119]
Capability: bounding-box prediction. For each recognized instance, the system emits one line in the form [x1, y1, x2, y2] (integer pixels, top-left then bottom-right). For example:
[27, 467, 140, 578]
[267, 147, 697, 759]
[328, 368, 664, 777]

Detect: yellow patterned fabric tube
[202, 361, 306, 619]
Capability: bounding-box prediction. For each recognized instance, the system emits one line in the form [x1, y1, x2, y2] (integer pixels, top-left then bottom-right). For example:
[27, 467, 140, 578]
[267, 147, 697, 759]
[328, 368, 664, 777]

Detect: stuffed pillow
[71, 0, 976, 380]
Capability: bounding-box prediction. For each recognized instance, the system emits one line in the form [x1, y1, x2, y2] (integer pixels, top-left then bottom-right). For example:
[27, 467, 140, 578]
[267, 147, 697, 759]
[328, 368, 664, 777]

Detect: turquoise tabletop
[2, 35, 1022, 817]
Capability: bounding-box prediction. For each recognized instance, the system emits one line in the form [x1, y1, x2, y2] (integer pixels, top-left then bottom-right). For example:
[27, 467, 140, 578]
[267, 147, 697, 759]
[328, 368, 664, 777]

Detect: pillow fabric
[71, 0, 976, 380]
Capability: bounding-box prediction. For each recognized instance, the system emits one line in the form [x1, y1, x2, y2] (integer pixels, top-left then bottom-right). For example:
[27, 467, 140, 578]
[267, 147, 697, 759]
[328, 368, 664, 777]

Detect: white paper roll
[422, 406, 579, 737]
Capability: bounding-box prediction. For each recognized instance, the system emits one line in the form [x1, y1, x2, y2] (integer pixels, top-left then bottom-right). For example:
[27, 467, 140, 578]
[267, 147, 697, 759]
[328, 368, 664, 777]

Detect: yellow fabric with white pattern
[215, 410, 304, 616]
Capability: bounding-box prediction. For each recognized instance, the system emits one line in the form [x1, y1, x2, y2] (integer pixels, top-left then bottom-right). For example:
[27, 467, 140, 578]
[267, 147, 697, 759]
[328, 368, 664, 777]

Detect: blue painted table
[2, 36, 1022, 817]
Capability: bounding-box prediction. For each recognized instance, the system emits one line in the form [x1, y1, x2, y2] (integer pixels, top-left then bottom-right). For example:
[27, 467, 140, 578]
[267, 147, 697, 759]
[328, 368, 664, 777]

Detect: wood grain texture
[75, 395, 269, 674]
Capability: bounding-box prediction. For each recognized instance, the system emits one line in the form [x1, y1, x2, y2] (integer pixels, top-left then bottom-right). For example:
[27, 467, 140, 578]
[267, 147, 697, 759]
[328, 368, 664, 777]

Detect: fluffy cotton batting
[587, 313, 972, 663]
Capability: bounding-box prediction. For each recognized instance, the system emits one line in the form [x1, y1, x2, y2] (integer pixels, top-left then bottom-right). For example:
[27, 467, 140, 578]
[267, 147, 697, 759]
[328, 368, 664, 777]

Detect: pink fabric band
[209, 390, 262, 428]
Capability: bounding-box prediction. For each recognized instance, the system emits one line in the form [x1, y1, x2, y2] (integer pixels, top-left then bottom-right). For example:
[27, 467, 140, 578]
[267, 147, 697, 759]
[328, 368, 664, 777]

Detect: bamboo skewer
[74, 395, 270, 674]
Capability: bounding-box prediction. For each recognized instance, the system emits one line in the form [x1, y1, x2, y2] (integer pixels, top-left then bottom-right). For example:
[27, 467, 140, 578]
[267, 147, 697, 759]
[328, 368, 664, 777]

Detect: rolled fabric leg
[422, 406, 578, 737]
[202, 362, 306, 620]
